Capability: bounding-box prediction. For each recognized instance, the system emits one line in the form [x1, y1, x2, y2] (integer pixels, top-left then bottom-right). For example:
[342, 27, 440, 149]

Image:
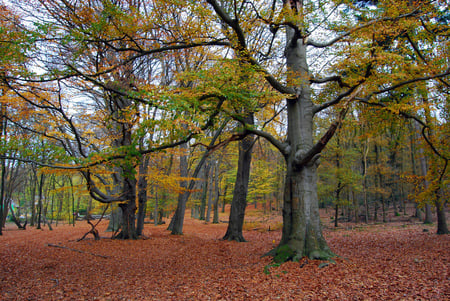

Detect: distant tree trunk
[212, 157, 222, 224]
[136, 155, 150, 236]
[167, 118, 227, 234]
[374, 144, 387, 223]
[153, 190, 159, 226]
[36, 173, 44, 230]
[221, 184, 228, 213]
[169, 142, 189, 234]
[199, 162, 210, 221]
[0, 153, 5, 234]
[206, 162, 214, 222]
[418, 145, 433, 224]
[223, 114, 254, 241]
[30, 169, 37, 227]
[334, 136, 342, 228]
[408, 121, 423, 219]
[362, 137, 370, 223]
[436, 200, 448, 234]
[0, 101, 6, 235]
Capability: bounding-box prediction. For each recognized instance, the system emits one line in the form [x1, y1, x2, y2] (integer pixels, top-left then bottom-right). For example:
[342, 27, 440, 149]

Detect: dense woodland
[0, 0, 449, 264]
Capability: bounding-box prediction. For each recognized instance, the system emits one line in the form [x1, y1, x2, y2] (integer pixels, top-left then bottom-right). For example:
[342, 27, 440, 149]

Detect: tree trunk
[221, 184, 228, 213]
[199, 162, 210, 221]
[116, 177, 138, 239]
[206, 162, 213, 222]
[436, 201, 448, 234]
[169, 142, 189, 235]
[223, 115, 254, 241]
[168, 123, 227, 233]
[36, 173, 44, 230]
[269, 7, 333, 261]
[136, 156, 150, 236]
[212, 157, 221, 224]
[418, 151, 433, 224]
[275, 160, 333, 261]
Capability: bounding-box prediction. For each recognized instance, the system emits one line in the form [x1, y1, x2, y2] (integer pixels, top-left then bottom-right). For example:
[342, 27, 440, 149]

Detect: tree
[223, 115, 254, 241]
[205, 0, 449, 261]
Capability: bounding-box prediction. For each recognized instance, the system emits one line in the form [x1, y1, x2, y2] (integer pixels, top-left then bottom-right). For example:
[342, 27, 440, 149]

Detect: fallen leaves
[0, 218, 449, 300]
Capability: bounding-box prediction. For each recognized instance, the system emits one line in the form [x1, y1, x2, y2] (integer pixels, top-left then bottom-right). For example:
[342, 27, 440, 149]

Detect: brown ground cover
[0, 210, 448, 300]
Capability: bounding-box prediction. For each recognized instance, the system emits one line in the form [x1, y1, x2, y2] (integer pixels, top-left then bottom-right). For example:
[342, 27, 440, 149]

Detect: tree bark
[223, 115, 254, 241]
[116, 176, 138, 239]
[136, 155, 150, 236]
[212, 157, 221, 224]
[271, 35, 333, 260]
[169, 142, 189, 235]
[199, 162, 210, 221]
[436, 201, 448, 234]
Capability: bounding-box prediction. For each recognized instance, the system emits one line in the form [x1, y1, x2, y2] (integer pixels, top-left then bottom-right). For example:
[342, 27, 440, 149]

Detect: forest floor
[0, 207, 449, 300]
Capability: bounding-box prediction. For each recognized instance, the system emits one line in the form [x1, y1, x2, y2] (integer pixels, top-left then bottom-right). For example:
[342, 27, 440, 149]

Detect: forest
[0, 0, 449, 298]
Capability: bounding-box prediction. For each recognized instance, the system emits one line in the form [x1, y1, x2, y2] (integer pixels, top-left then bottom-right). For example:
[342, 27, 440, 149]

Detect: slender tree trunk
[36, 173, 44, 230]
[169, 142, 189, 234]
[136, 156, 150, 236]
[221, 184, 228, 213]
[374, 145, 387, 223]
[212, 157, 221, 224]
[168, 122, 227, 233]
[30, 170, 37, 226]
[334, 136, 342, 228]
[154, 190, 159, 226]
[418, 143, 433, 224]
[408, 121, 423, 219]
[206, 161, 213, 222]
[223, 115, 254, 241]
[199, 162, 210, 221]
[0, 153, 5, 234]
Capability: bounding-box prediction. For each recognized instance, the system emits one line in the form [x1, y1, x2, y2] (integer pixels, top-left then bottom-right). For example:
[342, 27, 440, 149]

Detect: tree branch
[295, 86, 362, 168]
[206, 0, 294, 95]
[307, 11, 420, 48]
[314, 83, 362, 114]
[244, 127, 290, 156]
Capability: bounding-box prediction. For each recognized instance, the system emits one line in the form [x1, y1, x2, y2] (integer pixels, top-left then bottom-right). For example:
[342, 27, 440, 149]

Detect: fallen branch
[47, 243, 109, 259]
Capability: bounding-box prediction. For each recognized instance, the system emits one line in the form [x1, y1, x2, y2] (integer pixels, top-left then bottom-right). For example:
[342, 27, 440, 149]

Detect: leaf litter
[0, 217, 448, 300]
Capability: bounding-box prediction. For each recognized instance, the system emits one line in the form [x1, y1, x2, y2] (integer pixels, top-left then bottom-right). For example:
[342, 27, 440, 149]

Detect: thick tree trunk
[223, 115, 254, 241]
[269, 10, 334, 261]
[115, 176, 138, 239]
[275, 162, 333, 261]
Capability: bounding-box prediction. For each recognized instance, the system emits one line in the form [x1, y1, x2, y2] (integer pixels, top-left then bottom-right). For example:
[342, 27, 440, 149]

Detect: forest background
[0, 0, 449, 264]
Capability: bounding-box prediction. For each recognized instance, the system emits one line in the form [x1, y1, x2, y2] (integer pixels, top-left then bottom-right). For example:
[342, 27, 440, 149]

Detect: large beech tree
[204, 0, 449, 260]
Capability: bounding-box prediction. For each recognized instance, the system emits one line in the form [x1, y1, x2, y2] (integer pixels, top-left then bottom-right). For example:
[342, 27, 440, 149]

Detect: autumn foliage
[0, 210, 448, 300]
